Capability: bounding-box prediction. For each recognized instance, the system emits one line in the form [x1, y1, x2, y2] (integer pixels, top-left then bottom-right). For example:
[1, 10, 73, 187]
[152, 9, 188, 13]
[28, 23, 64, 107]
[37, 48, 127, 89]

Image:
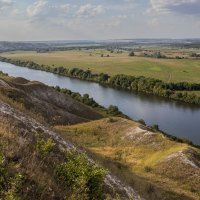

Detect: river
[0, 61, 200, 145]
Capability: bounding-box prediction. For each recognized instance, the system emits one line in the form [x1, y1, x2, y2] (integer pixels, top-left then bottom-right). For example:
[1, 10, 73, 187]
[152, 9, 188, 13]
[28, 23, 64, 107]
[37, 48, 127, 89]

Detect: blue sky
[0, 0, 200, 41]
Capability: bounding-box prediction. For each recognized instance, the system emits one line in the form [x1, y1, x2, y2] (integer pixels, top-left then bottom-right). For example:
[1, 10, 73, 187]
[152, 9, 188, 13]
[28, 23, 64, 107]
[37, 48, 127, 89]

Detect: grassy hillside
[56, 118, 200, 200]
[1, 50, 200, 83]
[0, 74, 144, 199]
[0, 73, 200, 199]
[0, 103, 111, 199]
[0, 75, 102, 125]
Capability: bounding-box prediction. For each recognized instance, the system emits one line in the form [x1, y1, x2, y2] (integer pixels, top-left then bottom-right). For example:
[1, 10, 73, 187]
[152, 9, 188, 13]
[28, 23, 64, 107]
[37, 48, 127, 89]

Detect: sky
[0, 0, 200, 41]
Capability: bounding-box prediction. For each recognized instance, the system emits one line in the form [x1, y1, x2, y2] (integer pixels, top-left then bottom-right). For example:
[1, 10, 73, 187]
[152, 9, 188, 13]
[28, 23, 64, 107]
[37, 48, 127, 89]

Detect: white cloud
[0, 0, 200, 40]
[149, 0, 200, 15]
[0, 0, 13, 11]
[26, 0, 72, 25]
[148, 18, 159, 26]
[76, 4, 105, 18]
[59, 4, 70, 11]
[106, 15, 128, 27]
[27, 0, 48, 17]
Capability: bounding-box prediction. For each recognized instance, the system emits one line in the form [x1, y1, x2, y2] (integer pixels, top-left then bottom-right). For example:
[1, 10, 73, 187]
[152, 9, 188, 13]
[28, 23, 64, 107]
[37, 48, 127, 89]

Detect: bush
[146, 184, 155, 194]
[138, 119, 146, 125]
[107, 105, 121, 116]
[152, 124, 159, 131]
[56, 151, 106, 199]
[129, 51, 135, 57]
[144, 166, 152, 173]
[0, 71, 8, 76]
[36, 138, 55, 159]
[5, 173, 23, 200]
[0, 153, 7, 192]
[54, 87, 100, 108]
[107, 117, 117, 123]
[0, 153, 23, 199]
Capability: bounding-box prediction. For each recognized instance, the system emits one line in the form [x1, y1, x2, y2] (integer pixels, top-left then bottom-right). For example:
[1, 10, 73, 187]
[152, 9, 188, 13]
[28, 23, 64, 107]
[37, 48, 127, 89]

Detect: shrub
[0, 153, 7, 192]
[107, 117, 116, 123]
[36, 138, 55, 159]
[5, 173, 23, 200]
[144, 166, 152, 173]
[107, 105, 121, 116]
[129, 51, 135, 57]
[146, 184, 155, 194]
[0, 153, 23, 199]
[152, 124, 159, 131]
[0, 71, 8, 76]
[56, 151, 106, 199]
[138, 119, 146, 125]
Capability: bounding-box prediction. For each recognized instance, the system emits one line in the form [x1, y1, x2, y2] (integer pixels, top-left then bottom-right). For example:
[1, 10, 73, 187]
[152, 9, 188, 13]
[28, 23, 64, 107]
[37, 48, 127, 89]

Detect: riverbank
[2, 70, 199, 148]
[2, 50, 200, 83]
[1, 57, 200, 105]
[0, 74, 199, 199]
[56, 117, 200, 200]
[54, 86, 200, 149]
[0, 75, 144, 199]
[1, 59, 200, 145]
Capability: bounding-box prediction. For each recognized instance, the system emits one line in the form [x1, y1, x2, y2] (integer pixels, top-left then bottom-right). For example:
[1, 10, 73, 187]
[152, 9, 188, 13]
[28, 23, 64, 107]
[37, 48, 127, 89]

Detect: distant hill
[0, 74, 199, 199]
[0, 76, 102, 125]
[1, 39, 200, 52]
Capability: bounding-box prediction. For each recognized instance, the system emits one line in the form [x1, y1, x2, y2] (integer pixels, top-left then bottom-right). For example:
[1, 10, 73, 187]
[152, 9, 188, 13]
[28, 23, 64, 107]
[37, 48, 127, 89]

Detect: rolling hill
[0, 73, 199, 199]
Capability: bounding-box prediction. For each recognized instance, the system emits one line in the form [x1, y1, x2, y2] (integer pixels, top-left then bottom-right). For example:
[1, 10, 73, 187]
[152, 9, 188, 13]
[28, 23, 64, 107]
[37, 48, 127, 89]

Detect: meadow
[1, 65, 200, 200]
[1, 49, 200, 83]
[56, 117, 200, 200]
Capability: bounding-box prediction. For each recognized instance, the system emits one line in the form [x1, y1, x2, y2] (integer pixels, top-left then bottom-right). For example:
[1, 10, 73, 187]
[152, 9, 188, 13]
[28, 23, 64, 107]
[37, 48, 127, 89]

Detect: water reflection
[0, 61, 200, 145]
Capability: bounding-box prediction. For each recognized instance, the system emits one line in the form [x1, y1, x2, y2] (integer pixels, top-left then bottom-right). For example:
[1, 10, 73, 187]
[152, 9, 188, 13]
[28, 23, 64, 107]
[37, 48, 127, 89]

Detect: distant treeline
[1, 56, 200, 105]
[54, 86, 101, 108]
[191, 53, 200, 58]
[36, 45, 106, 53]
[0, 70, 8, 76]
[0, 41, 107, 52]
[54, 86, 124, 117]
[54, 86, 200, 148]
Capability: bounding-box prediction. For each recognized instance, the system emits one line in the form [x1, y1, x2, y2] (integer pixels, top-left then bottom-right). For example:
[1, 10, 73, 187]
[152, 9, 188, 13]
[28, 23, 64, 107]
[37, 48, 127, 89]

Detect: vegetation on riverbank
[1, 49, 200, 83]
[0, 74, 199, 200]
[1, 56, 200, 105]
[56, 117, 200, 200]
[0, 70, 8, 76]
[54, 86, 124, 118]
[0, 75, 137, 199]
[0, 116, 107, 199]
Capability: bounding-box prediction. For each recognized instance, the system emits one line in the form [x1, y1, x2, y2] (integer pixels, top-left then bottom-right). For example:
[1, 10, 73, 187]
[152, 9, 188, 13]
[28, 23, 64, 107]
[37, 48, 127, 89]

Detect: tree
[129, 51, 135, 57]
[107, 105, 121, 115]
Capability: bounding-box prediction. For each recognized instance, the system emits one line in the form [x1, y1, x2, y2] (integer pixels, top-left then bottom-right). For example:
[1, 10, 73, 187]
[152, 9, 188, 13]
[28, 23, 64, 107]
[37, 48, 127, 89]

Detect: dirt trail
[0, 101, 143, 200]
[167, 72, 172, 82]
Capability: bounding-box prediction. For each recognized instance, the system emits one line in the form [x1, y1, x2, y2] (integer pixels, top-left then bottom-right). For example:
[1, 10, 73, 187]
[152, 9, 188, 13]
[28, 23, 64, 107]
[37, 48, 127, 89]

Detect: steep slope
[1, 74, 199, 199]
[56, 118, 200, 200]
[0, 75, 144, 199]
[0, 100, 144, 199]
[0, 76, 102, 125]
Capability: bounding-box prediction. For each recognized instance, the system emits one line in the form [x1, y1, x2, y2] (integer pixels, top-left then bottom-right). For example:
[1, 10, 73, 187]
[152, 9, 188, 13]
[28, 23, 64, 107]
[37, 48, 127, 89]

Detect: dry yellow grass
[56, 117, 200, 200]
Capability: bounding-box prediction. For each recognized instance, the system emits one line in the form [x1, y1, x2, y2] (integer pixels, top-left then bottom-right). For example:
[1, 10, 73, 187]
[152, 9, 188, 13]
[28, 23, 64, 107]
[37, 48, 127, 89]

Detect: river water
[0, 61, 200, 145]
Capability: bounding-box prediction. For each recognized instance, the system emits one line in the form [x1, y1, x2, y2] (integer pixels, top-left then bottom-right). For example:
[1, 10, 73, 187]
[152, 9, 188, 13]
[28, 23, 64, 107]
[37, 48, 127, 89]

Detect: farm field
[1, 50, 200, 83]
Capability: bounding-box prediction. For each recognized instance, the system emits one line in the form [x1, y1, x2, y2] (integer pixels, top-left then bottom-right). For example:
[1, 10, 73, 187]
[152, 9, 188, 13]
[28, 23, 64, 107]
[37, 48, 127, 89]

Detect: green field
[1, 50, 200, 83]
